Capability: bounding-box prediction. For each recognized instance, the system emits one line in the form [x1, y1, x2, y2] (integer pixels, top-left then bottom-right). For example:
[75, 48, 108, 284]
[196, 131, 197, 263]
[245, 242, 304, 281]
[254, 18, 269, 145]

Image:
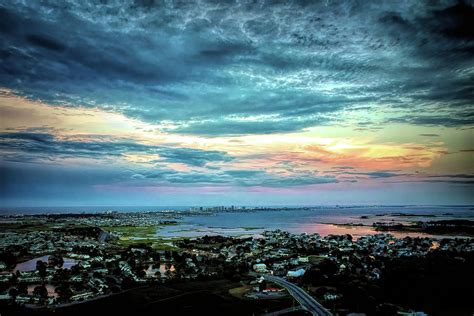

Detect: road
[263, 275, 333, 316]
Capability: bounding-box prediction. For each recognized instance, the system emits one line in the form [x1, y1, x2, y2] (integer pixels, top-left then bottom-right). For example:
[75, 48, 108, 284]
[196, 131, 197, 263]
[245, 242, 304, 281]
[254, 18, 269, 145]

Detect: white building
[253, 263, 268, 273]
[287, 268, 305, 278]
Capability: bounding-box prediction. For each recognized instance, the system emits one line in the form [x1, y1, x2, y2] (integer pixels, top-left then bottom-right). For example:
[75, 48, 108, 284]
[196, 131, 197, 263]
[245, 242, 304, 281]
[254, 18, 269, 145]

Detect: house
[0, 293, 11, 302]
[287, 268, 305, 278]
[263, 287, 284, 293]
[253, 263, 268, 273]
[70, 275, 83, 283]
[70, 291, 95, 301]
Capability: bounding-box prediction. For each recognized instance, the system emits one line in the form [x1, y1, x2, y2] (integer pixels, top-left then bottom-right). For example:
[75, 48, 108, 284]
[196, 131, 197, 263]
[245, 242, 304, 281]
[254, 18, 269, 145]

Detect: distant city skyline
[1, 1, 473, 206]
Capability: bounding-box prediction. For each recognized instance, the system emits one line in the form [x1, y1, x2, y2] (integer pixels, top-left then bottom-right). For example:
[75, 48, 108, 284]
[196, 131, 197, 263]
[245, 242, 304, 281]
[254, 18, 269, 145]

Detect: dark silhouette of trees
[55, 284, 73, 302]
[48, 254, 64, 268]
[17, 283, 28, 295]
[33, 284, 48, 300]
[36, 260, 47, 279]
[9, 287, 19, 299]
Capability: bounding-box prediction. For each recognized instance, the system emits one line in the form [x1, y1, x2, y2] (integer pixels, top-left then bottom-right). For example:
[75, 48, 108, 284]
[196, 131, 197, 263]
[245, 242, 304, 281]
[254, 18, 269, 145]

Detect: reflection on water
[27, 284, 58, 297]
[298, 223, 377, 238]
[430, 241, 440, 250]
[156, 206, 474, 240]
[14, 255, 78, 272]
[157, 222, 444, 240]
[145, 263, 175, 278]
[296, 223, 441, 239]
[158, 224, 262, 238]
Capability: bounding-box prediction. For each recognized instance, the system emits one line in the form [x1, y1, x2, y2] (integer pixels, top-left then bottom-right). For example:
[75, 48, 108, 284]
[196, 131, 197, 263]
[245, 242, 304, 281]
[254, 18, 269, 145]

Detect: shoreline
[331, 220, 474, 238]
[2, 218, 474, 315]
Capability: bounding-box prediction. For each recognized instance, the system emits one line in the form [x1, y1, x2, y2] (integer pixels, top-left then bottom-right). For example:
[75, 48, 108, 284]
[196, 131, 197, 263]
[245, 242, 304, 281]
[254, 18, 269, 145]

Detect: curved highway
[263, 275, 332, 316]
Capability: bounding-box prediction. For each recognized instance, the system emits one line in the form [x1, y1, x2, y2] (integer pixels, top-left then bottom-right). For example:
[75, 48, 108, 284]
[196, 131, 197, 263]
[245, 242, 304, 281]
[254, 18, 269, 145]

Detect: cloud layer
[0, 131, 232, 167]
[1, 0, 473, 135]
[0, 1, 473, 206]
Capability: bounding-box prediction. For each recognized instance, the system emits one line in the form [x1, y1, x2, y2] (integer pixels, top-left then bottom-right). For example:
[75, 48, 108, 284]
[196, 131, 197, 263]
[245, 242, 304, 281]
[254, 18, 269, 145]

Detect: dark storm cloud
[427, 174, 474, 179]
[387, 179, 474, 185]
[385, 173, 474, 185]
[421, 180, 474, 185]
[332, 166, 356, 170]
[419, 134, 440, 137]
[0, 131, 338, 187]
[0, 161, 137, 204]
[173, 117, 323, 135]
[224, 170, 264, 178]
[341, 171, 401, 178]
[0, 0, 473, 134]
[157, 147, 232, 167]
[388, 116, 474, 127]
[0, 162, 131, 189]
[0, 132, 232, 167]
[137, 168, 337, 187]
[0, 160, 337, 203]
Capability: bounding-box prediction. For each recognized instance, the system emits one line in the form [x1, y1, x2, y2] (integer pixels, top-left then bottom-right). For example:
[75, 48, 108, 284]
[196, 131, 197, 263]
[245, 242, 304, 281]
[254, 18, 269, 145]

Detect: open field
[100, 225, 188, 250]
[0, 221, 57, 232]
[229, 284, 252, 298]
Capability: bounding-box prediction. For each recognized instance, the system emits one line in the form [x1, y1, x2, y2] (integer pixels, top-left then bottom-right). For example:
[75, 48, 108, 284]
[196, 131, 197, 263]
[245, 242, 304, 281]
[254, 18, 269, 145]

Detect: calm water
[0, 205, 191, 215]
[145, 264, 175, 278]
[2, 205, 473, 239]
[157, 205, 474, 239]
[1, 205, 473, 216]
[13, 255, 78, 272]
[27, 284, 58, 297]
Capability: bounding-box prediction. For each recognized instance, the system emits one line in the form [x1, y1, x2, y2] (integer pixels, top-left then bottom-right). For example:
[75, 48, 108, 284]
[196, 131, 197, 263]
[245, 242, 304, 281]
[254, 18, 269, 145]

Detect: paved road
[263, 275, 332, 316]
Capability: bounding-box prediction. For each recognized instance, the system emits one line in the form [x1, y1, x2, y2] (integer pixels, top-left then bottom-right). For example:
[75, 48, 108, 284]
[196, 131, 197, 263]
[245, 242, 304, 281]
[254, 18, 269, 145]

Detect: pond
[145, 263, 175, 278]
[13, 255, 78, 272]
[27, 284, 58, 297]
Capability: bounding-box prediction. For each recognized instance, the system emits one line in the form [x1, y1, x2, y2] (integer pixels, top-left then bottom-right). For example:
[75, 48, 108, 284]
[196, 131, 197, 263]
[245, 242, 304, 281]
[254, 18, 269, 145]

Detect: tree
[9, 287, 18, 299]
[70, 263, 82, 275]
[33, 284, 48, 300]
[55, 284, 73, 302]
[136, 269, 146, 279]
[17, 283, 28, 295]
[319, 258, 338, 276]
[258, 280, 267, 292]
[52, 268, 69, 283]
[10, 271, 18, 284]
[36, 260, 47, 279]
[48, 254, 64, 268]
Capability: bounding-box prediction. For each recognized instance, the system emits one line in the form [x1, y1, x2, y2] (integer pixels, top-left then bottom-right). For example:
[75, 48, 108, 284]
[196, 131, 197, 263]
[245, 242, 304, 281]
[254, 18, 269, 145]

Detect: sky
[0, 0, 473, 207]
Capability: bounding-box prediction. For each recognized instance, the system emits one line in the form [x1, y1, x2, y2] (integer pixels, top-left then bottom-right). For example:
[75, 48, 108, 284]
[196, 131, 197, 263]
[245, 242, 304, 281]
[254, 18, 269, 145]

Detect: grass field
[100, 225, 187, 250]
[0, 221, 57, 232]
[228, 284, 252, 298]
